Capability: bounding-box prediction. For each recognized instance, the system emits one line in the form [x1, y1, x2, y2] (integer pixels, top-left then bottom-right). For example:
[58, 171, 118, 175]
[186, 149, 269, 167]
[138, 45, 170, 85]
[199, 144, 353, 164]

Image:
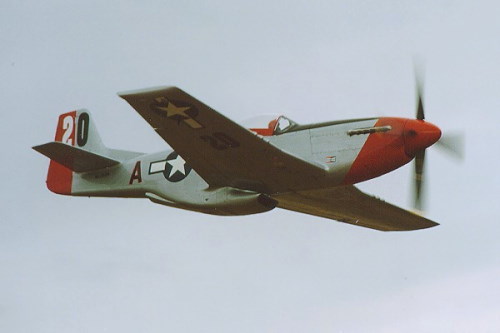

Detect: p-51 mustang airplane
[33, 85, 460, 231]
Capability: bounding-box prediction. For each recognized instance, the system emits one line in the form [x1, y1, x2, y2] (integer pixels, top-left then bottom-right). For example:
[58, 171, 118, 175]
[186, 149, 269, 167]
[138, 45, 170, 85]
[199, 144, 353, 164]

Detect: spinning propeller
[409, 75, 464, 211]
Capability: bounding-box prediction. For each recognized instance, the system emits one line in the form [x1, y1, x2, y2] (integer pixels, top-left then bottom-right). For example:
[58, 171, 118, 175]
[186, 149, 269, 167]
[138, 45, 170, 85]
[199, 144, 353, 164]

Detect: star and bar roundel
[150, 96, 203, 129]
[149, 151, 192, 182]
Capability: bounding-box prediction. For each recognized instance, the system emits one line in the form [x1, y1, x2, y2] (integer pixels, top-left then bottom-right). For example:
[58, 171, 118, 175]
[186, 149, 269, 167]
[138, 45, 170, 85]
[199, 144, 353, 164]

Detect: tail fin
[33, 142, 120, 172]
[34, 110, 114, 195]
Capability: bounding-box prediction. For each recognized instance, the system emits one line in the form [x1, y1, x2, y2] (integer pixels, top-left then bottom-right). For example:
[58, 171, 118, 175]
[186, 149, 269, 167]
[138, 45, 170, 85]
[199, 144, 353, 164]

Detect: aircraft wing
[273, 186, 439, 231]
[119, 86, 326, 193]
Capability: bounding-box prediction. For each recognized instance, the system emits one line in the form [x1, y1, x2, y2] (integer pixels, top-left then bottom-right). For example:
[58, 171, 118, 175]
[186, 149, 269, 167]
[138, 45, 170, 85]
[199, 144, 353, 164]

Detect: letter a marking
[129, 161, 142, 184]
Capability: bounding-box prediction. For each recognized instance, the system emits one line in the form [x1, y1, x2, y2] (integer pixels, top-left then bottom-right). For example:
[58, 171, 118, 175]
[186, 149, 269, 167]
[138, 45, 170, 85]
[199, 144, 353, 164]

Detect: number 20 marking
[61, 112, 89, 147]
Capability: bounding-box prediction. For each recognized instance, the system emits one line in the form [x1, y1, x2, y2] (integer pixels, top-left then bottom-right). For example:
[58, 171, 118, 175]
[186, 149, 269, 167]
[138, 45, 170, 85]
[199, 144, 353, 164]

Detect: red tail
[46, 111, 76, 194]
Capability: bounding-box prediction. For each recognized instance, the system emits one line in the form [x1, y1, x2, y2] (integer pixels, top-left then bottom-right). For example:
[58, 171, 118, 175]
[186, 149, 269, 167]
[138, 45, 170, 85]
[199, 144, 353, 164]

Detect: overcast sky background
[1, 1, 499, 332]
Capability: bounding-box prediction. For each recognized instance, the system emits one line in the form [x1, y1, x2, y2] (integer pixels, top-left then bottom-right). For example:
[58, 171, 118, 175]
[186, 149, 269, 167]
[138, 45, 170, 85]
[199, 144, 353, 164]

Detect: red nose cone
[404, 120, 442, 156]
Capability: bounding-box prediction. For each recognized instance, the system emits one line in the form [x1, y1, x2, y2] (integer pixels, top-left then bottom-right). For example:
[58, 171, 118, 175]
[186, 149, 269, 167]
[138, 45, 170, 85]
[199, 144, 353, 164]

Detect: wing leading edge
[273, 186, 439, 231]
[119, 86, 326, 193]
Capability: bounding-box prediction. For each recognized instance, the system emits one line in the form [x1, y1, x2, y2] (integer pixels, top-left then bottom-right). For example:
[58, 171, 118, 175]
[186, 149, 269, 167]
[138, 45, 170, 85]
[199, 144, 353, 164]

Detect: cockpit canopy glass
[241, 114, 298, 136]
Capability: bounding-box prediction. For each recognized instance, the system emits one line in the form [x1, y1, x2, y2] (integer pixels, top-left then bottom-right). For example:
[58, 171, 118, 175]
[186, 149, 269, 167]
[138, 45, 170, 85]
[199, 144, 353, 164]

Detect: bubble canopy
[240, 114, 298, 136]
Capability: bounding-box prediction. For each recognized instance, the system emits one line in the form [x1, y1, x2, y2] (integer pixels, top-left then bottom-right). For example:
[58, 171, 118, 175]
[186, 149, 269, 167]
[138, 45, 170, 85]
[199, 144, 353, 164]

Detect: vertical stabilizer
[46, 110, 107, 194]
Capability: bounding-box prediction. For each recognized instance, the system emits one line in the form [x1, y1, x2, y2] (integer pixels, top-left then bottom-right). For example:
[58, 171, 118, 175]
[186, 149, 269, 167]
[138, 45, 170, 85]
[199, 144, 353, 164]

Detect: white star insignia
[166, 155, 187, 178]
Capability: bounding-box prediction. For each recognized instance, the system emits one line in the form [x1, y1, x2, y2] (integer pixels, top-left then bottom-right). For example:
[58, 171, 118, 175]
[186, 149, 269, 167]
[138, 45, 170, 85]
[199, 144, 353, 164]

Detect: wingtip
[409, 210, 440, 230]
[117, 86, 174, 99]
[412, 219, 440, 230]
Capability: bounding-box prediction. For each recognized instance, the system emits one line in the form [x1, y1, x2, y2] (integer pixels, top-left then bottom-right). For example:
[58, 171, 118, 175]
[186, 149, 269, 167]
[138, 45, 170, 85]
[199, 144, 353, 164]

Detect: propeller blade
[409, 63, 463, 212]
[416, 77, 425, 120]
[436, 132, 465, 160]
[414, 149, 426, 211]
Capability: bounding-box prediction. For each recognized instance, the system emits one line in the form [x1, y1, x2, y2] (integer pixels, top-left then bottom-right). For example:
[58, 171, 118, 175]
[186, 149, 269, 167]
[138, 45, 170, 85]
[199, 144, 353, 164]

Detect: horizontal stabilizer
[33, 142, 120, 172]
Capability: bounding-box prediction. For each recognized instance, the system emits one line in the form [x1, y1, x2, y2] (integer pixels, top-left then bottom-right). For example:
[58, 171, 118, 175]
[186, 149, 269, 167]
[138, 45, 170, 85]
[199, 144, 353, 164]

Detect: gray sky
[1, 1, 499, 332]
